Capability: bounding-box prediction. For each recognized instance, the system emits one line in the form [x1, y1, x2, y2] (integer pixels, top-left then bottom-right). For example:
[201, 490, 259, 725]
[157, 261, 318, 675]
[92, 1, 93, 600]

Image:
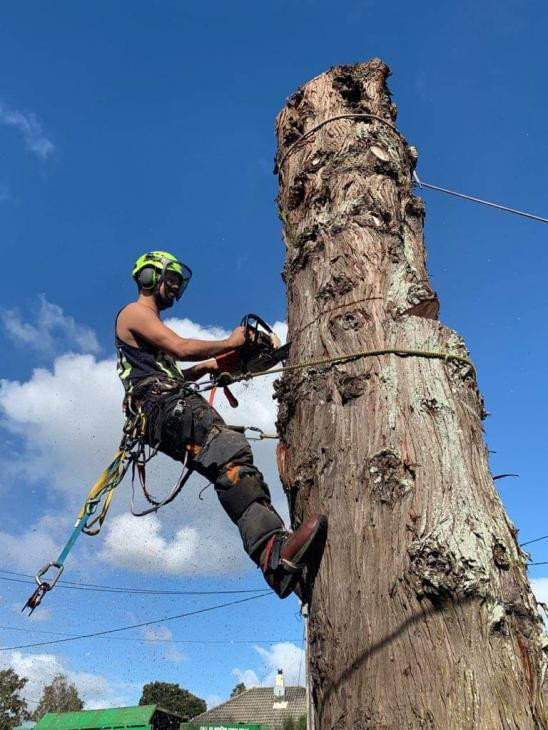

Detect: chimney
[273, 669, 287, 708]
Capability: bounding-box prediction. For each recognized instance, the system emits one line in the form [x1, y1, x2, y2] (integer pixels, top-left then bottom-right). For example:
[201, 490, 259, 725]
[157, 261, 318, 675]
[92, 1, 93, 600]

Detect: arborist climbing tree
[274, 59, 548, 729]
[114, 250, 326, 597]
[24, 250, 327, 613]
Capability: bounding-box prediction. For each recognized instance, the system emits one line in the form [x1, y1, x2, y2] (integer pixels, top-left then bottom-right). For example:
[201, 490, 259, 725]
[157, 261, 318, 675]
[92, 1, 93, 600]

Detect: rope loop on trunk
[275, 112, 405, 173]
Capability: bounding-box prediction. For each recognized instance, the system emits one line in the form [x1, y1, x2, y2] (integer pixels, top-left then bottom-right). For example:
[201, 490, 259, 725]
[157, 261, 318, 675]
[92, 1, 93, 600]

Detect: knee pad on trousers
[215, 469, 271, 523]
[193, 428, 252, 477]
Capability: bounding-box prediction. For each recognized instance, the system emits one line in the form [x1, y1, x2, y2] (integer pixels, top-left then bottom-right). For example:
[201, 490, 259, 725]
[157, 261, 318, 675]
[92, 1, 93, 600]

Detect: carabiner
[35, 560, 64, 589]
[22, 561, 64, 615]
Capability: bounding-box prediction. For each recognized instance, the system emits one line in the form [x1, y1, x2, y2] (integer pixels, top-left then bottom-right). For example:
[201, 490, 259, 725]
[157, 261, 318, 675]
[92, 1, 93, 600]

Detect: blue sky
[1, 0, 547, 712]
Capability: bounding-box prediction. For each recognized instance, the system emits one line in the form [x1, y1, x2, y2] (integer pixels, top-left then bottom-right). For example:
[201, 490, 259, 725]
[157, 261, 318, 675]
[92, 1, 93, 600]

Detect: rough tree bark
[274, 59, 548, 729]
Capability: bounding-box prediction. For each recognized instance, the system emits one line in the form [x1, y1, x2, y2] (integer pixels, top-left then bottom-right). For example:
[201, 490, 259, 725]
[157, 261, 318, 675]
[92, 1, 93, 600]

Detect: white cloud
[0, 103, 54, 159]
[0, 651, 133, 709]
[141, 625, 187, 664]
[27, 607, 52, 623]
[0, 515, 63, 574]
[231, 667, 262, 687]
[164, 316, 229, 342]
[1, 296, 100, 358]
[101, 513, 212, 574]
[531, 577, 548, 604]
[141, 625, 172, 641]
[530, 577, 548, 629]
[0, 316, 290, 578]
[206, 694, 223, 709]
[232, 641, 305, 688]
[0, 352, 122, 498]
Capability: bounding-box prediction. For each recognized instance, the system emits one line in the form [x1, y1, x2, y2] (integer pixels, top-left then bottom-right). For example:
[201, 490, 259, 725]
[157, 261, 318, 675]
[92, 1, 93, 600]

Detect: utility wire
[0, 625, 296, 646]
[520, 535, 548, 547]
[0, 593, 272, 652]
[0, 569, 268, 596]
[413, 172, 548, 224]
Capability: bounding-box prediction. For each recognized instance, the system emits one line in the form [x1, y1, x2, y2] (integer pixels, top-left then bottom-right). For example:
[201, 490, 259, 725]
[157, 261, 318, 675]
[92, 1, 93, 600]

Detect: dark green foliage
[139, 682, 206, 721]
[281, 716, 307, 730]
[229, 682, 246, 698]
[32, 674, 83, 722]
[0, 668, 29, 730]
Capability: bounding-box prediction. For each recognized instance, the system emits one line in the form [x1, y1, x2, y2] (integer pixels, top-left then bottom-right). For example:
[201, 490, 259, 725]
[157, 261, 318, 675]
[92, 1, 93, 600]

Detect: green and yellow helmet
[132, 250, 192, 300]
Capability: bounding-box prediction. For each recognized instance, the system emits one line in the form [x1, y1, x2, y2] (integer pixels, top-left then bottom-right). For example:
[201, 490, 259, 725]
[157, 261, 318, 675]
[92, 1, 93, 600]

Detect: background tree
[229, 682, 246, 698]
[139, 681, 205, 721]
[31, 674, 83, 722]
[274, 59, 548, 727]
[281, 716, 306, 730]
[0, 668, 29, 730]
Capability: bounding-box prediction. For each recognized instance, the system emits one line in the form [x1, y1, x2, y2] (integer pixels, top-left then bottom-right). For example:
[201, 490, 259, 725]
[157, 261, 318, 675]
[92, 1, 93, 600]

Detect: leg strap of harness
[264, 533, 304, 574]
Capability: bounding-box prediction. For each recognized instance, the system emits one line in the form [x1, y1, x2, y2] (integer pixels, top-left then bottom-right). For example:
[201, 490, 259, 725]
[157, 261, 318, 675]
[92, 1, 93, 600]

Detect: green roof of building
[34, 705, 172, 730]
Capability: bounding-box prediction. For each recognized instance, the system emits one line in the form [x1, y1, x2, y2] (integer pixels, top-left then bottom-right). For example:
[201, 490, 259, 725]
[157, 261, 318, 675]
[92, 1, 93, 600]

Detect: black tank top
[115, 310, 183, 392]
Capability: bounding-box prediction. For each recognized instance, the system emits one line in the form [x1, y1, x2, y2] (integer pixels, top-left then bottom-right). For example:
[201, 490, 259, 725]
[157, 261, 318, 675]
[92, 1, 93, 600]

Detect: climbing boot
[260, 514, 328, 599]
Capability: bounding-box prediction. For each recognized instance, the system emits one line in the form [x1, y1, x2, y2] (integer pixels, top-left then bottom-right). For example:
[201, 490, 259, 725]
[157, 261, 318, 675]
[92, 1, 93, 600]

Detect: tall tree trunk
[274, 59, 548, 729]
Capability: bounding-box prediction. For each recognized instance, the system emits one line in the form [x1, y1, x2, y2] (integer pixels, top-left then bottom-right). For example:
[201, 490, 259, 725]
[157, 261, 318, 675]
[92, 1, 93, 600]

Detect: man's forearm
[175, 338, 235, 361]
[181, 359, 218, 382]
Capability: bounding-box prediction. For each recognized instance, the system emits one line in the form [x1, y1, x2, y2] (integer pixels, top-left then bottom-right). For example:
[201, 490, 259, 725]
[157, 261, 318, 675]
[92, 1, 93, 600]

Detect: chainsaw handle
[240, 313, 274, 344]
[215, 349, 240, 373]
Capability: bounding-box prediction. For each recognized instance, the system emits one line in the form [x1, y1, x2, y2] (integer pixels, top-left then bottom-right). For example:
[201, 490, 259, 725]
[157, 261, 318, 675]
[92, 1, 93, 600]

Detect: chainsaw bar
[244, 341, 290, 374]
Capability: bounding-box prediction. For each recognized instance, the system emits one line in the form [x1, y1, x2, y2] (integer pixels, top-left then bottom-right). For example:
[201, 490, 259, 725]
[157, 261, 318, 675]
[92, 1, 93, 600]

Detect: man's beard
[155, 292, 175, 310]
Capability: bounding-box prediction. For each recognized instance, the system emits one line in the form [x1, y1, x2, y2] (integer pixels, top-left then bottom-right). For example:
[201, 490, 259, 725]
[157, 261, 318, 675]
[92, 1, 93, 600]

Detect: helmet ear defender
[137, 267, 157, 290]
[132, 251, 192, 301]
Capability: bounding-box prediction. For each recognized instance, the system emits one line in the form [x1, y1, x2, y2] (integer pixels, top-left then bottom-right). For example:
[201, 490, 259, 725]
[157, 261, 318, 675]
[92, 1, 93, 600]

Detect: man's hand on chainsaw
[226, 326, 246, 349]
[213, 326, 247, 376]
[181, 358, 218, 381]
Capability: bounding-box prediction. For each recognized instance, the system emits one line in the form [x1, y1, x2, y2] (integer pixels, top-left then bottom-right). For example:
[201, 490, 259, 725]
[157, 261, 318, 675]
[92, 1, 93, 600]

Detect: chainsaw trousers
[141, 388, 285, 560]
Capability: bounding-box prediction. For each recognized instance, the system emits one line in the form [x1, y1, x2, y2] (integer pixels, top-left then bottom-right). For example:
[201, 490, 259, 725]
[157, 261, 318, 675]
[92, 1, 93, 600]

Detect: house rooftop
[191, 686, 306, 729]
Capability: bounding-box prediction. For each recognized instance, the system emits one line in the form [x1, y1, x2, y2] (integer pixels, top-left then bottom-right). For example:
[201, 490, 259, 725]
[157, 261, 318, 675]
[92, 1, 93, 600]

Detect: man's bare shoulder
[118, 302, 158, 325]
[116, 302, 161, 343]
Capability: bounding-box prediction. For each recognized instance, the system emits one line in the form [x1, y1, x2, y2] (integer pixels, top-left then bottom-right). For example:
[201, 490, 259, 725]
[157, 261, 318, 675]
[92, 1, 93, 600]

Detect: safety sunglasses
[162, 261, 192, 300]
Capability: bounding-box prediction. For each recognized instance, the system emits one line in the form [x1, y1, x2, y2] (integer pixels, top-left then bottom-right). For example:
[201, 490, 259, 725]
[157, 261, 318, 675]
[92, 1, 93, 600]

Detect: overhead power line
[0, 569, 267, 596]
[0, 592, 272, 652]
[0, 624, 296, 646]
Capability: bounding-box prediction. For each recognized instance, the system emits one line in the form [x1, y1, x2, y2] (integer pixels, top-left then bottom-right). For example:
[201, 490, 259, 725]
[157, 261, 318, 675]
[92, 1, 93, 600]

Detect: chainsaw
[211, 314, 289, 407]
